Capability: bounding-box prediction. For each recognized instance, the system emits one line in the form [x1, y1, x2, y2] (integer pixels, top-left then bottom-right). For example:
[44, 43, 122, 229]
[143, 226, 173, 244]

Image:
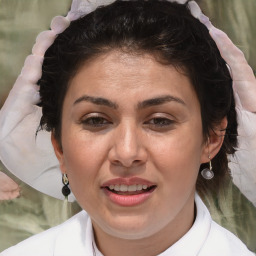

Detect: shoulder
[200, 219, 255, 256]
[195, 194, 254, 256]
[0, 211, 89, 256]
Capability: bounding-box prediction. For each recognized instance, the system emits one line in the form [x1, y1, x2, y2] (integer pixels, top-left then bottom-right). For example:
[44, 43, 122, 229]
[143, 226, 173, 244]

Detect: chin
[94, 214, 164, 240]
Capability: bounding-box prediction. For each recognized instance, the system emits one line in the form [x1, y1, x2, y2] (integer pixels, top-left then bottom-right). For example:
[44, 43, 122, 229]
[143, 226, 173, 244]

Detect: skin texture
[52, 51, 225, 256]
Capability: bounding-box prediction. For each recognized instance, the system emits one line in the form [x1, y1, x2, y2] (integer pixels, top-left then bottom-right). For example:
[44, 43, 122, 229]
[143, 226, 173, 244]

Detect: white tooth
[109, 185, 114, 190]
[137, 184, 143, 191]
[142, 185, 148, 190]
[128, 185, 137, 192]
[114, 185, 120, 191]
[120, 184, 128, 192]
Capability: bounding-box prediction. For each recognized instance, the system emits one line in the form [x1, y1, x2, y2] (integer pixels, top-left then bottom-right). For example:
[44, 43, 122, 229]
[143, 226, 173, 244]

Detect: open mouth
[102, 181, 157, 206]
[104, 184, 157, 195]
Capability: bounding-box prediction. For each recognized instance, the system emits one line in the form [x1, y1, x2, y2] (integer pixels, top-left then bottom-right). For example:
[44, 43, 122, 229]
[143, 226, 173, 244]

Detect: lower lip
[102, 187, 156, 207]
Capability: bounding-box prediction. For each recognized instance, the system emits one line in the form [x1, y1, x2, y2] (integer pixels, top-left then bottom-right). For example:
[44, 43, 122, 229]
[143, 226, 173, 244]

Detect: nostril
[110, 159, 144, 168]
[112, 160, 123, 166]
[133, 159, 143, 165]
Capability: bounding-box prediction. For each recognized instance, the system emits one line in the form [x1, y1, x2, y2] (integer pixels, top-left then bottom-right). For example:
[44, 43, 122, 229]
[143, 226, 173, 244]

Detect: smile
[101, 178, 157, 206]
[108, 184, 150, 192]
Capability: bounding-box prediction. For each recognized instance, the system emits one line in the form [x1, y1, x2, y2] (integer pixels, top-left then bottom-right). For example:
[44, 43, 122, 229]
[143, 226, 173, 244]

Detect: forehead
[66, 50, 198, 108]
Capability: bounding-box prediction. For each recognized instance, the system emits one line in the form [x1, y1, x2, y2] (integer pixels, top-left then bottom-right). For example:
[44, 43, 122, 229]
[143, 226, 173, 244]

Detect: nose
[108, 121, 147, 168]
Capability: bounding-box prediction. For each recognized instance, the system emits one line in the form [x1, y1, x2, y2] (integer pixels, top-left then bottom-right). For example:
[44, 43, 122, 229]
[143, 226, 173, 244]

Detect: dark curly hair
[39, 0, 237, 192]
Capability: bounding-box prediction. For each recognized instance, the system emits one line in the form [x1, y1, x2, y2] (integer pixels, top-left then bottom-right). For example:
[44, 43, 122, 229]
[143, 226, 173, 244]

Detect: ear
[201, 117, 228, 163]
[51, 133, 67, 174]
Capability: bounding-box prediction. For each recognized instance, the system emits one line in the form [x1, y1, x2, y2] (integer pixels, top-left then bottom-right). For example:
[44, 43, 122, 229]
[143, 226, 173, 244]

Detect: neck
[92, 193, 196, 256]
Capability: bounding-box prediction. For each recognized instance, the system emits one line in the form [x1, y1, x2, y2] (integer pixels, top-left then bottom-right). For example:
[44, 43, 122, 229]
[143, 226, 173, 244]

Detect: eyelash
[81, 116, 111, 127]
[80, 115, 175, 130]
[145, 117, 175, 127]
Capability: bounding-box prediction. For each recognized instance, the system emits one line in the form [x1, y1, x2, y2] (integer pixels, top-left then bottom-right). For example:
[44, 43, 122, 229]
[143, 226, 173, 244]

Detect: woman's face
[53, 51, 210, 241]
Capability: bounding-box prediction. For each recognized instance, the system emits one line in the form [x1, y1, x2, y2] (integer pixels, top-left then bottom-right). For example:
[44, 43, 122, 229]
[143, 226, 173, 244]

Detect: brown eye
[146, 118, 174, 127]
[81, 117, 111, 127]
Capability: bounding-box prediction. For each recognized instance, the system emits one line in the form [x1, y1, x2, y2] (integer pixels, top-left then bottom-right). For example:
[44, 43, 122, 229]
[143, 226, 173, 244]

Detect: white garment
[1, 194, 254, 256]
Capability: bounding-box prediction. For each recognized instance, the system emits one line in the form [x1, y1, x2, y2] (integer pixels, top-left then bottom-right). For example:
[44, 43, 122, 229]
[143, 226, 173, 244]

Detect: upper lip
[101, 177, 156, 188]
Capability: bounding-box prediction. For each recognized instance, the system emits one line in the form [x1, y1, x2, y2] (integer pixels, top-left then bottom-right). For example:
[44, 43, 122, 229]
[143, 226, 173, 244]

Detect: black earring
[62, 173, 71, 199]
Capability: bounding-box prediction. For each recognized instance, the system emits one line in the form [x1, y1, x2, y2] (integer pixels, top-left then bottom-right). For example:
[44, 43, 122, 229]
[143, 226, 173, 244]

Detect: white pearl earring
[201, 155, 214, 180]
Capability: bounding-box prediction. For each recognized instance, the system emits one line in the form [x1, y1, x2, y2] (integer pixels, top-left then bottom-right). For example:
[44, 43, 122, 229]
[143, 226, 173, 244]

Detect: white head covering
[0, 0, 256, 204]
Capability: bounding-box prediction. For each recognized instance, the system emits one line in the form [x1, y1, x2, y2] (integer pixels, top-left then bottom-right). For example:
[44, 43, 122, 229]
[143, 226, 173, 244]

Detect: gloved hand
[189, 0, 256, 113]
[189, 1, 256, 206]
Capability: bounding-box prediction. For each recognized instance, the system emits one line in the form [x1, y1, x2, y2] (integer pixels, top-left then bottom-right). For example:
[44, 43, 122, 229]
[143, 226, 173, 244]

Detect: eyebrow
[73, 94, 185, 109]
[138, 95, 186, 109]
[73, 95, 118, 109]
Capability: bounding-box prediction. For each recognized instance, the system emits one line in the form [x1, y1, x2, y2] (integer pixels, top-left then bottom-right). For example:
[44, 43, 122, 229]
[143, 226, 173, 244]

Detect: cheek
[148, 132, 202, 213]
[61, 130, 108, 189]
[60, 134, 109, 213]
[149, 125, 203, 184]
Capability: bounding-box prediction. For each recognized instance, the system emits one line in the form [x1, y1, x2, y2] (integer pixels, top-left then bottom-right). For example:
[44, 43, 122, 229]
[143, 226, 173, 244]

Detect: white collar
[54, 211, 93, 256]
[158, 193, 211, 256]
[53, 193, 211, 256]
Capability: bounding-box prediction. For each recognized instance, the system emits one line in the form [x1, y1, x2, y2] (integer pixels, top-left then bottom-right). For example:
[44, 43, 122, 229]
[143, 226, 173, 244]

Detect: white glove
[189, 1, 256, 206]
[207, 16, 256, 207]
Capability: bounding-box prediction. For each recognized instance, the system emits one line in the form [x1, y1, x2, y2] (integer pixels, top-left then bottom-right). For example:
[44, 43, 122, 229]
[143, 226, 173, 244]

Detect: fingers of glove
[12, 76, 40, 104]
[232, 80, 256, 112]
[209, 26, 256, 82]
[0, 80, 40, 140]
[32, 30, 56, 57]
[21, 55, 43, 84]
[51, 16, 70, 34]
[209, 28, 256, 112]
[188, 2, 255, 83]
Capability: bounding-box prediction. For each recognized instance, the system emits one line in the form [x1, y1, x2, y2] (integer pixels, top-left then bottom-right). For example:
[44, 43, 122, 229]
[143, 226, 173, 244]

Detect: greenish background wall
[0, 0, 71, 102]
